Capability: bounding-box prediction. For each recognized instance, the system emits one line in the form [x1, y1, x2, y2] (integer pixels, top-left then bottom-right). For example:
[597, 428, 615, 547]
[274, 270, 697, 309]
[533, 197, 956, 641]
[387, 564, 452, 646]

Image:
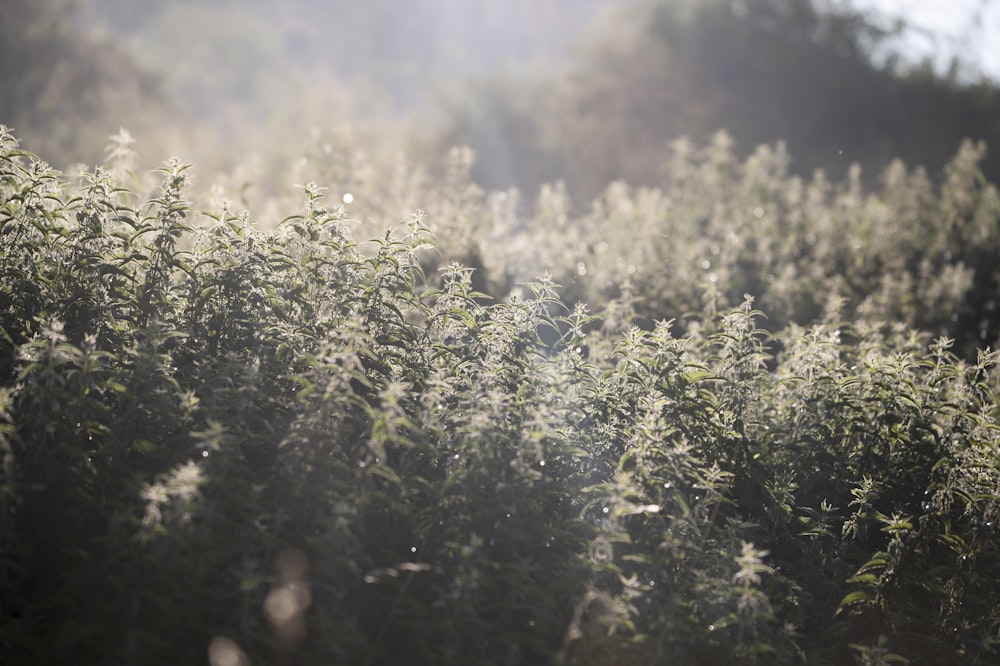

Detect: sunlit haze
[6, 2, 1000, 664]
[858, 0, 1000, 79]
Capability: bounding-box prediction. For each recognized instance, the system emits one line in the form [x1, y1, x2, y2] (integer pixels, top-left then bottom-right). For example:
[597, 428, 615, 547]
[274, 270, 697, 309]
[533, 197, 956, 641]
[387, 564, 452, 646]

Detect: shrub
[1, 125, 999, 664]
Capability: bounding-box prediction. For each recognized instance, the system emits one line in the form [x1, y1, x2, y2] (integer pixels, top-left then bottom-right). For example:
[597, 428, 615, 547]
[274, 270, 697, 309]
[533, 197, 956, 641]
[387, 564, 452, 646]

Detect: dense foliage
[2, 124, 1000, 665]
[476, 134, 1000, 362]
[312, 130, 1000, 362]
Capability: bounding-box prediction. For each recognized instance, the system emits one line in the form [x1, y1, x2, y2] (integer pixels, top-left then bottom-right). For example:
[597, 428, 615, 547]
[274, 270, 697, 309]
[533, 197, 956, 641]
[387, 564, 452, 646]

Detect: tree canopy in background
[426, 0, 1000, 202]
[0, 0, 171, 166]
[5, 0, 1000, 204]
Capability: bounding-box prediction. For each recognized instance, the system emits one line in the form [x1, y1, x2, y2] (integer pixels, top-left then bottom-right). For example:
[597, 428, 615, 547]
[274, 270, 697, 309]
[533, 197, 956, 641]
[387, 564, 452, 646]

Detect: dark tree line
[426, 0, 1000, 202]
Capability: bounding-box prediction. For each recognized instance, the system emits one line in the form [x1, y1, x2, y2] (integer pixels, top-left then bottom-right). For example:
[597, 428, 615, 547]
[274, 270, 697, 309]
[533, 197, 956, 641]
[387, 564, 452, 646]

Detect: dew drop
[602, 506, 609, 514]
[342, 193, 353, 204]
[411, 546, 417, 553]
[202, 450, 209, 458]
[539, 460, 546, 467]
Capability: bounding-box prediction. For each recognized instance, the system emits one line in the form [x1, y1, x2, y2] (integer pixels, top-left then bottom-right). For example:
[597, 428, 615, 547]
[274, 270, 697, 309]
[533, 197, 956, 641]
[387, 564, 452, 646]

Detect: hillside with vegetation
[2, 120, 1000, 663]
[3, 0, 1000, 664]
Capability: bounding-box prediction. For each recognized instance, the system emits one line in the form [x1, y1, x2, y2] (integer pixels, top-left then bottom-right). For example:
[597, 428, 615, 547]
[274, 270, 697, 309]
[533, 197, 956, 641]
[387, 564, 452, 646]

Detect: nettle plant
[395, 132, 1000, 362]
[218, 126, 1000, 361]
[1, 123, 1000, 665]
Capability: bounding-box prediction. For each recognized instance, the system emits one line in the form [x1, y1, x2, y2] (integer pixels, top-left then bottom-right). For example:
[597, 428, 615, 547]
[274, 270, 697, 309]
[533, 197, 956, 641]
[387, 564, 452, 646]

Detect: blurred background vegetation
[4, 0, 1000, 207]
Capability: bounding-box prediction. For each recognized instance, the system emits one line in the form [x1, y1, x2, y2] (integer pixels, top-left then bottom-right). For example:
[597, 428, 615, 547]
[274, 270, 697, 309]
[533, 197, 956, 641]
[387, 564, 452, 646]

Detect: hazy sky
[859, 0, 1000, 78]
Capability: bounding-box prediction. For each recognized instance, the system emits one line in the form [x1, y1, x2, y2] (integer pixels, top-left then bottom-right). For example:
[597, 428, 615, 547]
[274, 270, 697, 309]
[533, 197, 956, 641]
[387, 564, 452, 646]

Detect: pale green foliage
[2, 126, 1000, 665]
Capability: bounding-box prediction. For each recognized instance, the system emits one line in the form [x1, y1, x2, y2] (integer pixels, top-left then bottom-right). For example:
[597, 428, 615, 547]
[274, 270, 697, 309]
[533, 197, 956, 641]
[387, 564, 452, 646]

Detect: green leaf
[837, 590, 871, 612]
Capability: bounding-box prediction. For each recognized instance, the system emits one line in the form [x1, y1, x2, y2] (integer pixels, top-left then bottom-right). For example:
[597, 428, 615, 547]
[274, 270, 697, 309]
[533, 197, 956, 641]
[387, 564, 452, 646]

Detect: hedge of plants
[277, 127, 1000, 362]
[2, 124, 1000, 664]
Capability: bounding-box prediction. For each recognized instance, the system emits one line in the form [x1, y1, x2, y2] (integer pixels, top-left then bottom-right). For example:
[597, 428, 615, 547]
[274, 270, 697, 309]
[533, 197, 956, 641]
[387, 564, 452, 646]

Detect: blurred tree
[425, 0, 1000, 203]
[123, 5, 300, 136]
[0, 0, 171, 166]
